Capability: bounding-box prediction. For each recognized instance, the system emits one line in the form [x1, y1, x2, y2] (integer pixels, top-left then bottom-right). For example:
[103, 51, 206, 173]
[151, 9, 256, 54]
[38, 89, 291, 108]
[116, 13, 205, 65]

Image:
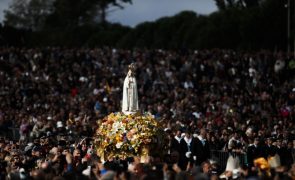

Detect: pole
[288, 0, 291, 54]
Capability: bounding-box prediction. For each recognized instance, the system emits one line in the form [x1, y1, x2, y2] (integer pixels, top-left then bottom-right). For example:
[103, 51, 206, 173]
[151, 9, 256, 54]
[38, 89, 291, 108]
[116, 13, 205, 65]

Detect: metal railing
[210, 150, 247, 170]
[0, 127, 20, 141]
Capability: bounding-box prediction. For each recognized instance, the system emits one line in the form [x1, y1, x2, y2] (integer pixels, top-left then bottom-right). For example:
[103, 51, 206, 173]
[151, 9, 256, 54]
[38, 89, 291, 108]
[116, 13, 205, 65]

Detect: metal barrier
[210, 150, 247, 170]
[8, 127, 20, 141]
[0, 127, 20, 141]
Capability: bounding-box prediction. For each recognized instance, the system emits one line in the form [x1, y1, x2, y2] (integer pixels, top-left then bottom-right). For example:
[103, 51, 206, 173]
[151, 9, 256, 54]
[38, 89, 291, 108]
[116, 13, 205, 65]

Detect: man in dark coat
[170, 130, 182, 154]
[264, 137, 277, 159]
[179, 131, 195, 170]
[194, 128, 210, 166]
[276, 139, 292, 167]
[247, 137, 261, 167]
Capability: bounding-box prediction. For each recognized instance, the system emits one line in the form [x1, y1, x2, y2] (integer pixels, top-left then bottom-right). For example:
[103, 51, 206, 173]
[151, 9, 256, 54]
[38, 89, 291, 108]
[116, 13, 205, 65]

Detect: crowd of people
[0, 47, 294, 179]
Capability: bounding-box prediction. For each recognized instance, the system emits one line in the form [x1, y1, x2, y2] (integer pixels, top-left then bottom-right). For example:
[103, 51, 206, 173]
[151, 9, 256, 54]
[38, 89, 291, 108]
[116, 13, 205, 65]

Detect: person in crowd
[170, 129, 182, 154]
[179, 131, 195, 171]
[194, 128, 210, 166]
[247, 137, 261, 167]
[0, 47, 294, 179]
[264, 137, 277, 159]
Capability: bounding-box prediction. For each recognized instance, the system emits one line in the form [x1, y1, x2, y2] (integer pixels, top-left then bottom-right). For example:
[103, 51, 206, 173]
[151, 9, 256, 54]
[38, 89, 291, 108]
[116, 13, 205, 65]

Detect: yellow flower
[116, 135, 122, 142]
[254, 157, 270, 170]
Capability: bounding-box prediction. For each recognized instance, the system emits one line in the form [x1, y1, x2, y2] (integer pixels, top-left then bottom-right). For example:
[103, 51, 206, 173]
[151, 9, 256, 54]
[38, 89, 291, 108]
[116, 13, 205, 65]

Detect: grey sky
[107, 0, 217, 27]
[0, 0, 217, 27]
[0, 0, 10, 23]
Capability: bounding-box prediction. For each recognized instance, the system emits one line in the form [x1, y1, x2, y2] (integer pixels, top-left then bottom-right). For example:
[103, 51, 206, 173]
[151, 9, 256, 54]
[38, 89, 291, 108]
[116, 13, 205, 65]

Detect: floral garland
[94, 112, 161, 159]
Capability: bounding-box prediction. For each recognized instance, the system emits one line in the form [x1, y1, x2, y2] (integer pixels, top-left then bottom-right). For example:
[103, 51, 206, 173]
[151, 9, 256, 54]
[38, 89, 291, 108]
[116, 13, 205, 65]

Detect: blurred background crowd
[0, 47, 294, 179]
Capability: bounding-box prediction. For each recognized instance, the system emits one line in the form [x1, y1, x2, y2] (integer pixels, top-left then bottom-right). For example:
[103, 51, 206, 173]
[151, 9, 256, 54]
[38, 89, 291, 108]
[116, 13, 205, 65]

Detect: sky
[0, 0, 10, 23]
[0, 0, 217, 27]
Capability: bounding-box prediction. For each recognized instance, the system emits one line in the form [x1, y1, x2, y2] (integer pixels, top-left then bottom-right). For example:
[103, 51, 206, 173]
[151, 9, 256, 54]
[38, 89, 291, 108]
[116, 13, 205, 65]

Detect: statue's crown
[128, 63, 135, 71]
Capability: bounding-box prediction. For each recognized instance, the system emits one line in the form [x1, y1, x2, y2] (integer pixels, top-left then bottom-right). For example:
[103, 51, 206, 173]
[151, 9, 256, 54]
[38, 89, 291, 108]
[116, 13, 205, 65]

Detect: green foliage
[4, 0, 54, 30]
[117, 0, 288, 50]
[117, 11, 198, 49]
[45, 0, 98, 28]
[0, 0, 290, 51]
[4, 0, 132, 29]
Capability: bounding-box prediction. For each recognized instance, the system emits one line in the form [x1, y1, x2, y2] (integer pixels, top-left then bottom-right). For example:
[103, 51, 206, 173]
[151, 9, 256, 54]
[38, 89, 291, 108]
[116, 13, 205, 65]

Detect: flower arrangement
[94, 112, 161, 160]
[254, 157, 271, 177]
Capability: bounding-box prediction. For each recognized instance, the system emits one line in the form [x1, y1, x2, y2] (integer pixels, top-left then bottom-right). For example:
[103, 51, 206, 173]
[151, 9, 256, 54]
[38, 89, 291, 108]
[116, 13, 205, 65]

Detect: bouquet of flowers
[94, 112, 161, 160]
[254, 157, 271, 177]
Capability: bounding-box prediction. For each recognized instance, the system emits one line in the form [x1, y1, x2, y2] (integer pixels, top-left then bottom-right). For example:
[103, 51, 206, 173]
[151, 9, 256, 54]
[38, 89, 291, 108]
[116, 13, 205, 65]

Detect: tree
[4, 0, 54, 30]
[243, 0, 260, 8]
[45, 0, 99, 28]
[45, 0, 132, 27]
[214, 0, 260, 10]
[215, 0, 227, 10]
[97, 0, 132, 24]
[4, 0, 132, 30]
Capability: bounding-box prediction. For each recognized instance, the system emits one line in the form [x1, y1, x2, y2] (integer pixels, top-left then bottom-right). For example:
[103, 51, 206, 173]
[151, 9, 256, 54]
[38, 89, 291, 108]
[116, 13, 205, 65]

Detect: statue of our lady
[122, 63, 139, 114]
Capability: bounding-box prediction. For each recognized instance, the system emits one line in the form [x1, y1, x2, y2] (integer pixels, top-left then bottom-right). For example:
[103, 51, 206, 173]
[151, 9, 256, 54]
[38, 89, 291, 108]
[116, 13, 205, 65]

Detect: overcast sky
[0, 0, 10, 22]
[0, 0, 217, 27]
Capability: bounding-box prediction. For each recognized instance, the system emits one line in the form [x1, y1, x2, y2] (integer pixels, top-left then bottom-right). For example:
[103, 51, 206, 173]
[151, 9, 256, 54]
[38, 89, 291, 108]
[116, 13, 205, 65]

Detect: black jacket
[194, 137, 210, 165]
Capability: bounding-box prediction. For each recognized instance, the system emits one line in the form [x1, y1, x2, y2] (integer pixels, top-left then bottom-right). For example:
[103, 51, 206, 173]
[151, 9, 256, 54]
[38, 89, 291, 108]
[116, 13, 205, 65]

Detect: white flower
[116, 142, 123, 149]
[131, 135, 138, 141]
[113, 122, 124, 130]
[112, 122, 120, 129]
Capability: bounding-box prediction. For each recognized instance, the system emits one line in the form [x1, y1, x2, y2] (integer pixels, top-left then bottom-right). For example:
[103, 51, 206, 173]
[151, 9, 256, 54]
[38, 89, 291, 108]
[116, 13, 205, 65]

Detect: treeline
[0, 0, 291, 50]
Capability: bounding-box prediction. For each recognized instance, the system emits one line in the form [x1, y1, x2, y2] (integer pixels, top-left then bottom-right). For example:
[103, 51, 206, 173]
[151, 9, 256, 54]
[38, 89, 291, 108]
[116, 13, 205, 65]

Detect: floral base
[94, 112, 162, 160]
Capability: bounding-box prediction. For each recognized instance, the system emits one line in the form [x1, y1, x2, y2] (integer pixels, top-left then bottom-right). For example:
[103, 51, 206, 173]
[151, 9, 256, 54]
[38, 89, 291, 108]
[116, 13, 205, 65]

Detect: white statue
[122, 63, 139, 114]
